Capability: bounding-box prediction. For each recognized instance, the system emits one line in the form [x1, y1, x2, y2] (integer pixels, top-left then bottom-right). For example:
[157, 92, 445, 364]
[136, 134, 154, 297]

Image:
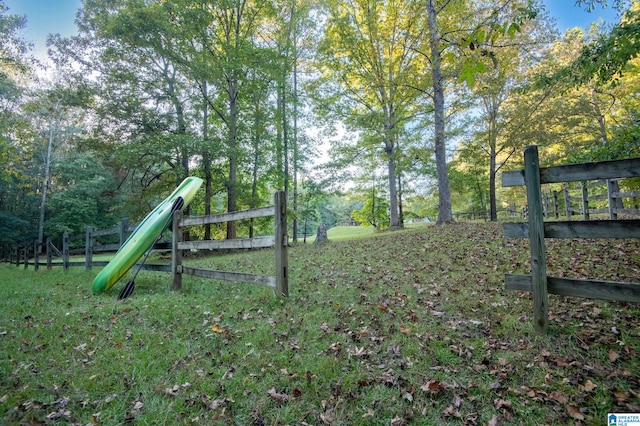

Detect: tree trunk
[227, 75, 238, 240]
[292, 20, 299, 243]
[489, 150, 497, 221]
[38, 117, 55, 252]
[386, 151, 400, 228]
[426, 0, 453, 225]
[276, 82, 284, 189]
[315, 223, 328, 243]
[489, 110, 498, 222]
[397, 174, 404, 227]
[202, 81, 212, 240]
[591, 89, 609, 145]
[250, 101, 261, 239]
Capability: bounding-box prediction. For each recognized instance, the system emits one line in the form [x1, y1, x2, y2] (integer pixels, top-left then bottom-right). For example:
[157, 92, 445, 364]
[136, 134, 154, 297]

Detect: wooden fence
[502, 145, 640, 333]
[171, 191, 288, 297]
[521, 178, 640, 220]
[1, 218, 138, 271]
[3, 191, 288, 297]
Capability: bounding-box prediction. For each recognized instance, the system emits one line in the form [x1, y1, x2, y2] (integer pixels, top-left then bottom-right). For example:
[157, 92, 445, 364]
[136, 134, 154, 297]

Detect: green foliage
[539, 3, 639, 88]
[0, 1, 31, 75]
[44, 152, 120, 240]
[351, 193, 389, 228]
[0, 211, 32, 244]
[316, 195, 362, 228]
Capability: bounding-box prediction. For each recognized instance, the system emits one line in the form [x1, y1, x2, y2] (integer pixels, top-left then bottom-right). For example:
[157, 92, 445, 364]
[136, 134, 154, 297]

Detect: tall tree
[49, 0, 198, 205]
[163, 0, 277, 239]
[0, 1, 37, 245]
[315, 0, 428, 228]
[420, 0, 537, 224]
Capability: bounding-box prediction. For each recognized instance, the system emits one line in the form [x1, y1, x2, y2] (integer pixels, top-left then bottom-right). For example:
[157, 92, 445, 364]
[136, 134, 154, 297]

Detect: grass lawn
[1, 222, 639, 425]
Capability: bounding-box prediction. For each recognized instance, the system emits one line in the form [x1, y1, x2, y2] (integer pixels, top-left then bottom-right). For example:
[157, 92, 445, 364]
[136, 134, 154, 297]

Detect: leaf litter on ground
[0, 222, 639, 425]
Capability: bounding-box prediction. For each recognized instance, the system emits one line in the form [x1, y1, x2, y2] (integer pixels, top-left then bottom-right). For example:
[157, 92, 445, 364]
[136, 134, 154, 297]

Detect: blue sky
[3, 0, 622, 61]
[4, 0, 81, 60]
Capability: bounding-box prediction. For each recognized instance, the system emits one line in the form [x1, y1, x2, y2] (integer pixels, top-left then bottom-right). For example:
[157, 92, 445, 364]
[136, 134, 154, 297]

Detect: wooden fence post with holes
[608, 180, 618, 220]
[85, 226, 93, 271]
[581, 182, 589, 220]
[172, 210, 183, 291]
[63, 232, 69, 272]
[524, 145, 549, 334]
[274, 190, 288, 297]
[563, 184, 571, 219]
[120, 218, 128, 246]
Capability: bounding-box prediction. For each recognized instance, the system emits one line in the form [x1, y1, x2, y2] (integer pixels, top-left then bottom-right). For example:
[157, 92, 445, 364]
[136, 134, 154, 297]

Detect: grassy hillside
[1, 222, 639, 425]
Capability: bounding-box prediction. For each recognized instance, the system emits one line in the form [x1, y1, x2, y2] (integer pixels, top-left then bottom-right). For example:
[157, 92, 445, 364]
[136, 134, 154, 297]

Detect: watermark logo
[609, 413, 640, 426]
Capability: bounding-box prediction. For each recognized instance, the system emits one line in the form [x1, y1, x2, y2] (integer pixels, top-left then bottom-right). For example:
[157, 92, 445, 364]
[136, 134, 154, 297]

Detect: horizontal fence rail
[3, 191, 289, 298]
[172, 191, 288, 297]
[502, 145, 640, 334]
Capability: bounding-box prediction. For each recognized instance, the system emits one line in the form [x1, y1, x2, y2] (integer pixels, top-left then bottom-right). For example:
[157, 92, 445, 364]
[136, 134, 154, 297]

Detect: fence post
[274, 190, 289, 297]
[524, 145, 549, 334]
[46, 237, 52, 270]
[62, 232, 69, 272]
[581, 182, 589, 220]
[607, 179, 618, 220]
[171, 210, 183, 291]
[34, 240, 39, 271]
[553, 191, 559, 219]
[120, 218, 129, 247]
[563, 183, 571, 219]
[85, 226, 93, 271]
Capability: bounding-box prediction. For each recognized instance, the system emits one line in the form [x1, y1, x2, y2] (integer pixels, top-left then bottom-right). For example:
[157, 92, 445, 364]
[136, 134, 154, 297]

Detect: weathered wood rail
[502, 145, 640, 333]
[2, 218, 139, 271]
[520, 178, 640, 220]
[3, 192, 289, 297]
[171, 191, 288, 297]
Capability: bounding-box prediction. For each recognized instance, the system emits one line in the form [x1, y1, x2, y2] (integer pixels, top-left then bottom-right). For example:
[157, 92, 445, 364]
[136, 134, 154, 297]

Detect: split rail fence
[2, 191, 288, 297]
[502, 145, 640, 333]
[522, 178, 640, 220]
[171, 191, 288, 297]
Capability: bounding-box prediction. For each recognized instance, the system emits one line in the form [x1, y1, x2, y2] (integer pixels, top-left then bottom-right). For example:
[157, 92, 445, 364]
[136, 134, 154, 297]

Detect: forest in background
[1, 0, 639, 248]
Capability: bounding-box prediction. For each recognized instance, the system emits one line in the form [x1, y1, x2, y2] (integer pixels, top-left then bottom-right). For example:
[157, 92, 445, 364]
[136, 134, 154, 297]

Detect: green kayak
[92, 176, 203, 294]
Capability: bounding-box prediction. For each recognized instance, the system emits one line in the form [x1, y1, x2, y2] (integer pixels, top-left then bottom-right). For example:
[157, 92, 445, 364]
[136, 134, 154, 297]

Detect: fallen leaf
[494, 398, 512, 411]
[550, 391, 568, 404]
[566, 404, 584, 420]
[579, 380, 597, 392]
[486, 414, 500, 426]
[608, 349, 620, 362]
[614, 390, 628, 402]
[267, 388, 289, 404]
[320, 400, 336, 424]
[164, 385, 180, 396]
[391, 416, 406, 426]
[421, 379, 444, 395]
[207, 398, 231, 410]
